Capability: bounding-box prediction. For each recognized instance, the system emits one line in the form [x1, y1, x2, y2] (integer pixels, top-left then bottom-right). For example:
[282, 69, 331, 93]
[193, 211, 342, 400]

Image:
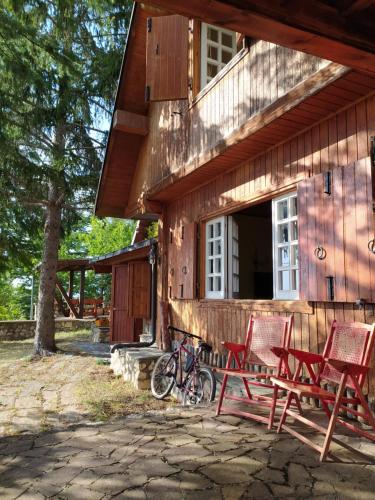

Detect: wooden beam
[56, 279, 79, 318]
[113, 110, 149, 136]
[68, 270, 74, 299]
[138, 0, 375, 75]
[79, 268, 85, 319]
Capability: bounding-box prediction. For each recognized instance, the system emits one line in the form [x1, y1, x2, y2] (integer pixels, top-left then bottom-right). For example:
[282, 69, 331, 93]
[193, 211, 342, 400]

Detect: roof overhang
[136, 0, 375, 75]
[90, 238, 157, 273]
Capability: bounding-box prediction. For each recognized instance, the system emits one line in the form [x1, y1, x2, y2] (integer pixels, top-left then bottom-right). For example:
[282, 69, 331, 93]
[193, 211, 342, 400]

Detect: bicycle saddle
[199, 342, 212, 352]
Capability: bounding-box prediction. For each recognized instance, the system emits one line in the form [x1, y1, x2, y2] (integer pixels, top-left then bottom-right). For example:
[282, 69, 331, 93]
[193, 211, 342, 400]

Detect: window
[272, 193, 299, 300]
[200, 23, 237, 89]
[205, 194, 299, 300]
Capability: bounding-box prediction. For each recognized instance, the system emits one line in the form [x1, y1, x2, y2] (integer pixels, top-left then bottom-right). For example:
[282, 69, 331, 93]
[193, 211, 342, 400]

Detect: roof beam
[113, 110, 149, 136]
[138, 0, 375, 74]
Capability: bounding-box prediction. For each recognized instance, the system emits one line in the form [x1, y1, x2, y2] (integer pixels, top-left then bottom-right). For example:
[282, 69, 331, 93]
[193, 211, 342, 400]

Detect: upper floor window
[200, 23, 237, 89]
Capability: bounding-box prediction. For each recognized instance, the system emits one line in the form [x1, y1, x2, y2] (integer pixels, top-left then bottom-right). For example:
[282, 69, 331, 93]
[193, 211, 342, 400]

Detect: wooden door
[110, 265, 134, 342]
[146, 15, 189, 101]
[128, 261, 151, 318]
[298, 157, 374, 302]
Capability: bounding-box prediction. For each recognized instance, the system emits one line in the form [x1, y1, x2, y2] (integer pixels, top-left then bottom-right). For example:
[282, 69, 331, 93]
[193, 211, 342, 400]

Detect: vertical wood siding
[161, 94, 375, 401]
[129, 42, 328, 208]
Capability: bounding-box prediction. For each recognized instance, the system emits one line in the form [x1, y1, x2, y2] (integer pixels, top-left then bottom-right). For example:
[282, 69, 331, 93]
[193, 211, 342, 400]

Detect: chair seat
[270, 376, 335, 399]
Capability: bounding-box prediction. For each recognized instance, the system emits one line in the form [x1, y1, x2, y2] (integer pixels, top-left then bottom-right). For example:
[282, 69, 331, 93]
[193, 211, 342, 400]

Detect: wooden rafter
[56, 279, 79, 319]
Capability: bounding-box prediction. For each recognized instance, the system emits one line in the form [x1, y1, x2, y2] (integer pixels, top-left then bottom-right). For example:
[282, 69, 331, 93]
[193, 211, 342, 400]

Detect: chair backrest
[320, 321, 375, 389]
[242, 315, 293, 369]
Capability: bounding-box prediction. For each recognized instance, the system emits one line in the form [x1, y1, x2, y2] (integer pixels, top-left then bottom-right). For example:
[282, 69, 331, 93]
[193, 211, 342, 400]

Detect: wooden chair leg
[216, 374, 229, 416]
[351, 375, 375, 430]
[243, 378, 253, 400]
[277, 391, 294, 433]
[268, 385, 278, 430]
[320, 373, 347, 462]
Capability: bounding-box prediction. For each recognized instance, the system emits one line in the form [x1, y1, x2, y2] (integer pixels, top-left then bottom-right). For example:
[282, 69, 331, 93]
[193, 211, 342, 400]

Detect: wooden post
[79, 267, 85, 318]
[68, 270, 74, 299]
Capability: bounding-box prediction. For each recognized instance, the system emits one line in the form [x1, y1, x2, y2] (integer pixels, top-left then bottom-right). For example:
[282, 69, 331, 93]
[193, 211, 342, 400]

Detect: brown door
[128, 261, 151, 318]
[110, 264, 134, 342]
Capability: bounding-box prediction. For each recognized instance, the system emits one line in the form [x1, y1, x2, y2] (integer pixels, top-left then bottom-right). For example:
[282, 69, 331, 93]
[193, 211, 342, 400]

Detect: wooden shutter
[110, 265, 134, 342]
[168, 222, 197, 299]
[298, 157, 374, 302]
[128, 261, 151, 318]
[146, 15, 189, 101]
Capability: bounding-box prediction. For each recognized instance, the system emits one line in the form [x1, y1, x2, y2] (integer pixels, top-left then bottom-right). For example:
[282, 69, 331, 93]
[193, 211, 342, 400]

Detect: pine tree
[0, 0, 131, 354]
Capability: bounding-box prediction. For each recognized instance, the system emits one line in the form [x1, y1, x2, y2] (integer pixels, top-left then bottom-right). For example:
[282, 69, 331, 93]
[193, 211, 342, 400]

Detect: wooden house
[95, 2, 375, 402]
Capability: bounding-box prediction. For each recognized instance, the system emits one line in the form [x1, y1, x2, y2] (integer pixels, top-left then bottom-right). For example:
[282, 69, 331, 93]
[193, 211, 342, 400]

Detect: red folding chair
[271, 320, 375, 461]
[216, 315, 300, 429]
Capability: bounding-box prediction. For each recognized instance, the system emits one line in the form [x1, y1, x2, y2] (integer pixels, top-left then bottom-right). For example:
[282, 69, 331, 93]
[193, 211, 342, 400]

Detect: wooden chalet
[95, 2, 375, 402]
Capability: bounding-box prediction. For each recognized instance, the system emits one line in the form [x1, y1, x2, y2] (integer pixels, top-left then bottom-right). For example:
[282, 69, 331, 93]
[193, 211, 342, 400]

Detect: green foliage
[0, 0, 132, 271]
[0, 275, 28, 320]
[146, 221, 159, 239]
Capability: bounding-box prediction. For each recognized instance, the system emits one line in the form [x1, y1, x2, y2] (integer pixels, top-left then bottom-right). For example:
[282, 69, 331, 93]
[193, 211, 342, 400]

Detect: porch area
[2, 404, 375, 499]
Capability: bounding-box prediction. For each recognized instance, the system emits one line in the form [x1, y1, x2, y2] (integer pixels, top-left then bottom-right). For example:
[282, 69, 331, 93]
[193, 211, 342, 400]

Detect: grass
[0, 329, 91, 366]
[75, 367, 174, 422]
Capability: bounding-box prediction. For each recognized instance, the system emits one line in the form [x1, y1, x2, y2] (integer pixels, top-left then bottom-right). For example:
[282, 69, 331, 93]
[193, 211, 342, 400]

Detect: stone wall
[0, 319, 93, 341]
[111, 347, 163, 390]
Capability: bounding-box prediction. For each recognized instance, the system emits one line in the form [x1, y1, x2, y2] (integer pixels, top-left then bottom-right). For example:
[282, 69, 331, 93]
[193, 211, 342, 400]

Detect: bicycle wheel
[183, 367, 216, 406]
[151, 353, 177, 399]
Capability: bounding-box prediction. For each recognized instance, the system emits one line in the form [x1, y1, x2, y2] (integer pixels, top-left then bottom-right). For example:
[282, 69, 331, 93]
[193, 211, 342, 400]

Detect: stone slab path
[1, 405, 374, 499]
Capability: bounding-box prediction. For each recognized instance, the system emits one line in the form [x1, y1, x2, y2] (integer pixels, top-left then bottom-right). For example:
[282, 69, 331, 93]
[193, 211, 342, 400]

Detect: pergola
[54, 259, 96, 318]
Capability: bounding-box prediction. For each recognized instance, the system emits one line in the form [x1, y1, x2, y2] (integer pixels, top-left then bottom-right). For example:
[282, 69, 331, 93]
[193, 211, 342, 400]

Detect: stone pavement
[1, 404, 374, 499]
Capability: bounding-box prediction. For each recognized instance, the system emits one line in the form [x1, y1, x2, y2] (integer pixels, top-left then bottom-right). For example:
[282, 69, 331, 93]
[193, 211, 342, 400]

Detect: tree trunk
[34, 184, 62, 355]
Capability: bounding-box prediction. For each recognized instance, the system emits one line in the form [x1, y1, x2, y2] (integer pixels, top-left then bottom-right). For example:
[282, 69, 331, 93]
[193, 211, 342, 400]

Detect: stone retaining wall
[111, 347, 163, 390]
[0, 319, 93, 341]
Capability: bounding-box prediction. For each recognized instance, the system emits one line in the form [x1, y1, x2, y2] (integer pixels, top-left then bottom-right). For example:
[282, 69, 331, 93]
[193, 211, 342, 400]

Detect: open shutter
[146, 15, 189, 101]
[168, 222, 197, 299]
[128, 261, 151, 318]
[298, 157, 374, 302]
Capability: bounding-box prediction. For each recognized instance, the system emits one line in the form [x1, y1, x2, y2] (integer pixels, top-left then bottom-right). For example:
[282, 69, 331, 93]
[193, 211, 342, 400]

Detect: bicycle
[150, 325, 216, 405]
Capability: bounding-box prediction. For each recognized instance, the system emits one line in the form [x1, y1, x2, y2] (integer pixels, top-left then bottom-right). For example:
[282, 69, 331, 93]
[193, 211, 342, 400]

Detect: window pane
[278, 246, 289, 267]
[209, 259, 214, 274]
[215, 276, 221, 291]
[290, 197, 297, 216]
[209, 224, 214, 238]
[279, 270, 290, 291]
[221, 49, 233, 64]
[207, 62, 219, 79]
[291, 245, 298, 266]
[208, 277, 214, 291]
[207, 44, 218, 60]
[278, 223, 289, 243]
[214, 240, 222, 255]
[221, 32, 233, 48]
[215, 258, 221, 273]
[209, 241, 214, 256]
[277, 200, 288, 220]
[291, 221, 298, 241]
[215, 222, 221, 237]
[207, 27, 218, 42]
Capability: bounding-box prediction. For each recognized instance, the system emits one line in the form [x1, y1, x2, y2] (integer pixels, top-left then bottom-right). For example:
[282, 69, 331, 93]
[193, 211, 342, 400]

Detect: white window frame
[205, 216, 227, 299]
[200, 23, 237, 90]
[272, 192, 299, 300]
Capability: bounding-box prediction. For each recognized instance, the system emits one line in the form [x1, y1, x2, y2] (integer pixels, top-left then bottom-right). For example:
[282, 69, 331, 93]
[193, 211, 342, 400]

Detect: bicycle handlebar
[167, 325, 202, 341]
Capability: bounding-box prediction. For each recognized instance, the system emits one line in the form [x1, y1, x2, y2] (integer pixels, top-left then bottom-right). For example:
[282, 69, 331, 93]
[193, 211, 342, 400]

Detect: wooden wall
[129, 41, 328, 209]
[161, 93, 375, 401]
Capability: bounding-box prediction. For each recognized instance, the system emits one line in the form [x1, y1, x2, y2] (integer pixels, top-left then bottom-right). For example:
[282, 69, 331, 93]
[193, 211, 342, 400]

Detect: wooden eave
[137, 0, 375, 75]
[95, 4, 151, 218]
[90, 238, 157, 273]
[147, 66, 375, 203]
